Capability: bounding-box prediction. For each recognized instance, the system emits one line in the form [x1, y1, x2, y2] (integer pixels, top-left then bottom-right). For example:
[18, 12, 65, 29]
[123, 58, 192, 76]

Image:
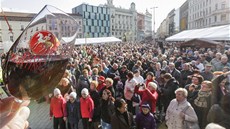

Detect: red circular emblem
[29, 31, 59, 55]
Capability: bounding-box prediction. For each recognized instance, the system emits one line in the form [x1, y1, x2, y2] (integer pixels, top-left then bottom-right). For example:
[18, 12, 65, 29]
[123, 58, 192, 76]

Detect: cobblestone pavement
[27, 100, 167, 129]
[27, 100, 84, 129]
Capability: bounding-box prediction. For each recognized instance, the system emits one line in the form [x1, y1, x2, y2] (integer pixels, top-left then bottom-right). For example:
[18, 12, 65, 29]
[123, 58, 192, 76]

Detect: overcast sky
[1, 0, 186, 30]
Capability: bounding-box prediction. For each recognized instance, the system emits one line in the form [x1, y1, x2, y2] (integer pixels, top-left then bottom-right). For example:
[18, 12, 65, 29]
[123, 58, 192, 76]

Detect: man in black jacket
[161, 73, 179, 112]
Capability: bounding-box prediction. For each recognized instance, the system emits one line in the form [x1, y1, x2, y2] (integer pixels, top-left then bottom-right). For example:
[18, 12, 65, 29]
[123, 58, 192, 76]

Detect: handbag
[183, 120, 200, 129]
[182, 106, 200, 129]
[131, 93, 140, 103]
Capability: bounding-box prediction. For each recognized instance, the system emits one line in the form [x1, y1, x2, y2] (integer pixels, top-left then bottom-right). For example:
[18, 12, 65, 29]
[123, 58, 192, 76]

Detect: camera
[139, 83, 144, 87]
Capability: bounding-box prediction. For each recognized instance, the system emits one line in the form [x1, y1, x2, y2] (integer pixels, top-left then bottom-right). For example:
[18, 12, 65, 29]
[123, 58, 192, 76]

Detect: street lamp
[150, 6, 158, 42]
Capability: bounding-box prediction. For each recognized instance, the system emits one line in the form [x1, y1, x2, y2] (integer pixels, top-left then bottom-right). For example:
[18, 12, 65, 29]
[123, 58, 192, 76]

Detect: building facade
[180, 1, 189, 31]
[144, 10, 152, 39]
[72, 4, 110, 38]
[137, 13, 145, 41]
[188, 0, 230, 29]
[168, 9, 175, 36]
[156, 19, 167, 40]
[106, 0, 137, 41]
[0, 12, 82, 53]
[174, 8, 180, 34]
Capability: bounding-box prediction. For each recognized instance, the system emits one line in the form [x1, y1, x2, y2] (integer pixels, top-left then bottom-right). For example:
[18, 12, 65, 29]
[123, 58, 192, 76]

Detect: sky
[1, 0, 186, 30]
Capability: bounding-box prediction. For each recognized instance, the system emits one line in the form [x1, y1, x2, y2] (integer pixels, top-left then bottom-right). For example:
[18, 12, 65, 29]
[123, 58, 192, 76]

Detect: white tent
[74, 37, 122, 45]
[166, 24, 230, 41]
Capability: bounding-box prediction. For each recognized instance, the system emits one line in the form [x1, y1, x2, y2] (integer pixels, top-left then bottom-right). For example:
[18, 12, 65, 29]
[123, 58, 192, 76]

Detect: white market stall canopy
[166, 24, 230, 42]
[74, 37, 122, 45]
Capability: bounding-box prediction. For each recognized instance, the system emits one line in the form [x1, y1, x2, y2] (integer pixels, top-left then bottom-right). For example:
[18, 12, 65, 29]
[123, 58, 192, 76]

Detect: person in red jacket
[134, 82, 158, 113]
[50, 88, 67, 129]
[96, 76, 106, 92]
[80, 88, 94, 129]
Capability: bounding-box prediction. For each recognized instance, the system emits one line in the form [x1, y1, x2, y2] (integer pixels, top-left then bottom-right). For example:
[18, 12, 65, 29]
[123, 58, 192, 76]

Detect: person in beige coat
[165, 88, 198, 129]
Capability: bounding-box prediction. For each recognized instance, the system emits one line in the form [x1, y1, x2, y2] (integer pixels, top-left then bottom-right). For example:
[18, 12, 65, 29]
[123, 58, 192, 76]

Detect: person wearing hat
[223, 66, 230, 73]
[50, 88, 67, 129]
[135, 103, 157, 129]
[66, 92, 80, 129]
[134, 82, 158, 114]
[80, 88, 94, 129]
[96, 76, 106, 92]
[200, 63, 214, 81]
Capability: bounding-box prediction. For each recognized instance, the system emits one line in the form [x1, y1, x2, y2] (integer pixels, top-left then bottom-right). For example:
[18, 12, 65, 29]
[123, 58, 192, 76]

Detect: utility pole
[150, 6, 157, 43]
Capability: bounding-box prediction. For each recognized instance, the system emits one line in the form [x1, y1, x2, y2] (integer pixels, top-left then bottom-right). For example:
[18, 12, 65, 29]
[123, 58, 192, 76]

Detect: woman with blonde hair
[99, 78, 115, 98]
[193, 81, 212, 129]
[89, 81, 100, 129]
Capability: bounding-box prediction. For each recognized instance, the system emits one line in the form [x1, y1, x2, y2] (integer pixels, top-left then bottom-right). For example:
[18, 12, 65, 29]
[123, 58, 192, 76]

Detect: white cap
[81, 88, 89, 96]
[53, 88, 61, 96]
[69, 92, 77, 99]
[148, 82, 157, 90]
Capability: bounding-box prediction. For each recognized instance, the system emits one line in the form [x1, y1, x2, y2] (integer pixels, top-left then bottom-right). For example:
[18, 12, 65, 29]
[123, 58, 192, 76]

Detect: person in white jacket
[165, 88, 198, 129]
[124, 71, 137, 114]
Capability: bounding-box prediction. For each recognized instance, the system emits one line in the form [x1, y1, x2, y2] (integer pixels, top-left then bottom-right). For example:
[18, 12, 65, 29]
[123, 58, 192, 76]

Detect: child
[135, 103, 156, 129]
[80, 88, 94, 129]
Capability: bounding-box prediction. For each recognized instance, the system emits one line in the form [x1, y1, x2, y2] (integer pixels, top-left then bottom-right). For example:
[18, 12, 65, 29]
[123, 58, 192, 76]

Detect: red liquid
[5, 56, 68, 100]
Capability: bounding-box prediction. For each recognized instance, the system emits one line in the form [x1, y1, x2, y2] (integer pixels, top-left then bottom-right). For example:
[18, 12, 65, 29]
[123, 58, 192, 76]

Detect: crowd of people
[33, 42, 230, 129]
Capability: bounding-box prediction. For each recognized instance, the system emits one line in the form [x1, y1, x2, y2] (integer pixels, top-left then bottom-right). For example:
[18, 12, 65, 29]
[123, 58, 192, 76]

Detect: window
[21, 25, 24, 31]
[221, 14, 226, 21]
[9, 34, 14, 42]
[221, 2, 226, 9]
[214, 16, 217, 22]
[0, 35, 2, 42]
[215, 4, 218, 10]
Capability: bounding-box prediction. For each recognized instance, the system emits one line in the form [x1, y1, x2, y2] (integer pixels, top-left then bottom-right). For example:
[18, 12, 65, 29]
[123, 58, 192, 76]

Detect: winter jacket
[99, 86, 115, 98]
[50, 96, 67, 118]
[135, 112, 156, 129]
[90, 90, 101, 122]
[77, 75, 91, 96]
[165, 99, 198, 129]
[80, 95, 94, 119]
[161, 78, 179, 110]
[100, 99, 115, 124]
[134, 86, 158, 113]
[66, 100, 80, 124]
[111, 111, 135, 129]
[124, 78, 137, 100]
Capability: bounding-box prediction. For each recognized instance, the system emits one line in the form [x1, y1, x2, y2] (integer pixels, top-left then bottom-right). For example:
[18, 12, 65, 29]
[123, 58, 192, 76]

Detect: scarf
[194, 91, 211, 108]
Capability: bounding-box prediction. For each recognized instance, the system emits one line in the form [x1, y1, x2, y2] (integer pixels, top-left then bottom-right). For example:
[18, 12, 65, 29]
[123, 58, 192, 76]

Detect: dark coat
[185, 84, 201, 104]
[90, 90, 101, 122]
[212, 74, 227, 105]
[135, 112, 156, 129]
[161, 78, 179, 111]
[207, 104, 230, 129]
[107, 67, 120, 79]
[100, 99, 115, 124]
[180, 70, 193, 87]
[99, 86, 115, 98]
[66, 100, 80, 124]
[170, 68, 181, 83]
[111, 111, 135, 129]
[77, 75, 91, 97]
